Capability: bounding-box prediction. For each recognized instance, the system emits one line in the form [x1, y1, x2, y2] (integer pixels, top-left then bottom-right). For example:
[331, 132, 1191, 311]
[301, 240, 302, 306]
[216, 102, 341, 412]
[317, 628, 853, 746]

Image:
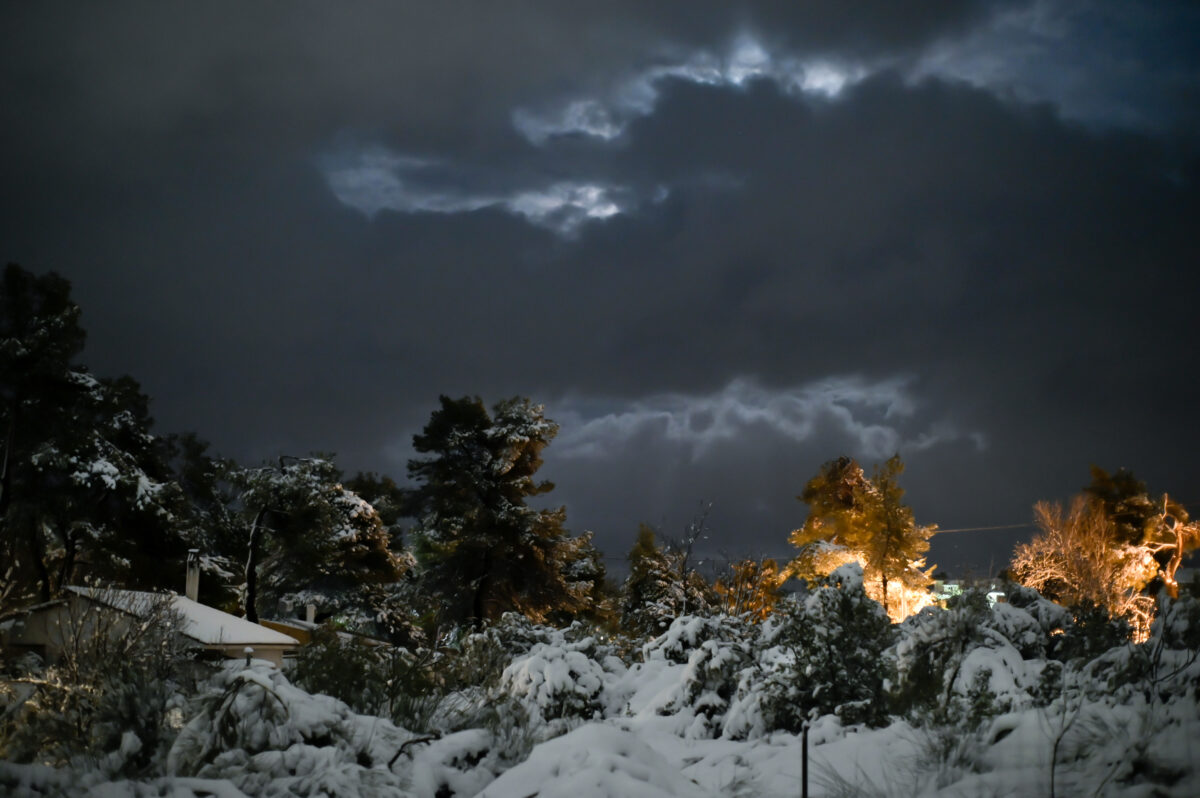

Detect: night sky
[3, 1, 1198, 577]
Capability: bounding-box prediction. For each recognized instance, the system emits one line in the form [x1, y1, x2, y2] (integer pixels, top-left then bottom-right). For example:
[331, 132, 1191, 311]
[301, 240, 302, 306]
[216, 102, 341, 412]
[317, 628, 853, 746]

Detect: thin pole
[802, 722, 809, 798]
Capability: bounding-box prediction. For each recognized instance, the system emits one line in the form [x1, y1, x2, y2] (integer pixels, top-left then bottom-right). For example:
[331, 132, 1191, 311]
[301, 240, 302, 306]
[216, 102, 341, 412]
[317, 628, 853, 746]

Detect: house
[932, 578, 1007, 606]
[0, 586, 300, 667]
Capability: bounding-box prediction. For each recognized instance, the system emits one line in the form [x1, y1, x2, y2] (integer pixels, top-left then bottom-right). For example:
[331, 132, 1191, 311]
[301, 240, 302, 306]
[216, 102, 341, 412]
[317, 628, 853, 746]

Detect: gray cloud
[552, 376, 984, 462]
[911, 0, 1200, 132]
[2, 0, 1198, 576]
[512, 33, 872, 146]
[321, 148, 638, 235]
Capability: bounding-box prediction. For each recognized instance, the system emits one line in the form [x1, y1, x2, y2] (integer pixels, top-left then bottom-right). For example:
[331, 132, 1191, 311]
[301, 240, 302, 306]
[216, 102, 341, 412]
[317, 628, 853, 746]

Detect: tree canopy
[789, 454, 936, 620]
[406, 395, 601, 628]
[1, 265, 192, 605]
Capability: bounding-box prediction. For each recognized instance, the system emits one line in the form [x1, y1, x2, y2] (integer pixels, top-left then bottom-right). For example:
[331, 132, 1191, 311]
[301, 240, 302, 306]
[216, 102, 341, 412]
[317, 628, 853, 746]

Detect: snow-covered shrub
[497, 623, 623, 734]
[1003, 584, 1071, 642]
[892, 590, 993, 721]
[291, 625, 444, 731]
[500, 642, 605, 724]
[291, 625, 392, 713]
[1050, 599, 1132, 664]
[168, 661, 414, 796]
[406, 728, 503, 798]
[449, 613, 617, 689]
[0, 593, 200, 776]
[639, 614, 757, 738]
[893, 589, 1052, 724]
[760, 563, 894, 730]
[643, 613, 749, 665]
[1106, 593, 1200, 702]
[444, 613, 561, 691]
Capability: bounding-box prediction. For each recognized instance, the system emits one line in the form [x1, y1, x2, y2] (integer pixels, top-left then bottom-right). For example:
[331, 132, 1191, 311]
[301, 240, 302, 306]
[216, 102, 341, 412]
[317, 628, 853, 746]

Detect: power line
[934, 523, 1033, 534]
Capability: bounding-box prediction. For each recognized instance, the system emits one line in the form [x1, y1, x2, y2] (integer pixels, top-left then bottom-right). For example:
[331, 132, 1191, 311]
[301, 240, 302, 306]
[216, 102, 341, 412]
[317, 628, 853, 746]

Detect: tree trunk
[1159, 497, 1186, 600]
[471, 549, 492, 630]
[55, 523, 77, 594]
[0, 407, 15, 521]
[245, 507, 267, 622]
[28, 518, 52, 603]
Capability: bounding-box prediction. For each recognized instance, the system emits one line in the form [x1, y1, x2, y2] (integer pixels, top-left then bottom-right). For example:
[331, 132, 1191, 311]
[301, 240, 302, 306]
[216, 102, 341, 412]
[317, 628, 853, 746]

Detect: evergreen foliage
[789, 454, 936, 618]
[763, 563, 894, 729]
[713, 557, 785, 621]
[232, 456, 412, 635]
[620, 524, 715, 636]
[0, 265, 194, 606]
[406, 395, 601, 628]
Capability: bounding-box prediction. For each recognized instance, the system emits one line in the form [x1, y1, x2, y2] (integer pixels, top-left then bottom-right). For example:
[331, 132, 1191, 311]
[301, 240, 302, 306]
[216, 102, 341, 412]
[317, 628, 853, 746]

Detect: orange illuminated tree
[714, 557, 785, 621]
[1011, 485, 1199, 639]
[788, 455, 936, 621]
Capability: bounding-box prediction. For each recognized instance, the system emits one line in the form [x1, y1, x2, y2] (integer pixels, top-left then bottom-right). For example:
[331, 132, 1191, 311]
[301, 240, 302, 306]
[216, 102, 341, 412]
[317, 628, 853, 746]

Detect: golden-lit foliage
[714, 557, 786, 621]
[785, 542, 934, 622]
[789, 455, 937, 621]
[863, 568, 937, 622]
[1013, 497, 1152, 638]
[786, 541, 860, 585]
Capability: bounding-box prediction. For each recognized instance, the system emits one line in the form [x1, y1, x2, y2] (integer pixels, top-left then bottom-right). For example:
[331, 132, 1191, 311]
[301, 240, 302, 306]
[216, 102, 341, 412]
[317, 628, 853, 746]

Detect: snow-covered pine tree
[620, 524, 715, 637]
[0, 265, 193, 606]
[763, 563, 894, 729]
[406, 395, 596, 628]
[232, 456, 412, 634]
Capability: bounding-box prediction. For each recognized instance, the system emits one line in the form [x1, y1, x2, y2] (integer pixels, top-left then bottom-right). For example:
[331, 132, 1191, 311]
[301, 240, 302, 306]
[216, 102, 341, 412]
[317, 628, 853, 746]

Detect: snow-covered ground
[3, 575, 1198, 797]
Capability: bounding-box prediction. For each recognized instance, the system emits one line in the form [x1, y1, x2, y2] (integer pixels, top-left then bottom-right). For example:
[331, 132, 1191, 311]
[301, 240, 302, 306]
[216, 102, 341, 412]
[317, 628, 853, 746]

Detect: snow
[6, 592, 1198, 797]
[66, 587, 299, 646]
[478, 724, 716, 798]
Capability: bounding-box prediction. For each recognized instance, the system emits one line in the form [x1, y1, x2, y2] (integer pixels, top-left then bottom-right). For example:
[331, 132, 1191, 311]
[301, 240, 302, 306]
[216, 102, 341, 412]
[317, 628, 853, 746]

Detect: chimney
[185, 549, 200, 602]
[306, 604, 316, 624]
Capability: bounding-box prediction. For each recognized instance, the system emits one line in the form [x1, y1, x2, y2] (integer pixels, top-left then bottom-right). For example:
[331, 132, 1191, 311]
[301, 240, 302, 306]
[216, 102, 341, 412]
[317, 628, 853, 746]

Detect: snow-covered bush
[477, 723, 716, 798]
[500, 642, 606, 725]
[640, 614, 757, 738]
[0, 593, 200, 777]
[167, 661, 415, 796]
[643, 613, 748, 665]
[892, 589, 1056, 724]
[760, 563, 894, 729]
[444, 613, 561, 691]
[291, 625, 444, 732]
[892, 590, 994, 721]
[1104, 593, 1200, 702]
[497, 622, 624, 736]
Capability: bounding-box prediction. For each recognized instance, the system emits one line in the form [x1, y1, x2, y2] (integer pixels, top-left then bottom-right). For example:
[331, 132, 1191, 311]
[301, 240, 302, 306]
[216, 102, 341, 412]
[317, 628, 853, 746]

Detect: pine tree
[764, 563, 894, 729]
[1083, 466, 1199, 598]
[406, 395, 594, 628]
[865, 455, 937, 618]
[1, 265, 191, 606]
[788, 454, 935, 620]
[233, 456, 408, 631]
[161, 432, 242, 607]
[620, 524, 714, 636]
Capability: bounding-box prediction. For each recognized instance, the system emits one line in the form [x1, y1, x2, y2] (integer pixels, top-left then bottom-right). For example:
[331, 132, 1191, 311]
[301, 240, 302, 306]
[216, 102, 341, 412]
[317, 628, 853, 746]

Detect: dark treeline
[2, 262, 1197, 647]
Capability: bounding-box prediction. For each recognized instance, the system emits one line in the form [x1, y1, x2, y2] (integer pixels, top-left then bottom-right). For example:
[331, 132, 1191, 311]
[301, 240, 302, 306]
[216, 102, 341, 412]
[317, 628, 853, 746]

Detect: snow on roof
[66, 586, 299, 647]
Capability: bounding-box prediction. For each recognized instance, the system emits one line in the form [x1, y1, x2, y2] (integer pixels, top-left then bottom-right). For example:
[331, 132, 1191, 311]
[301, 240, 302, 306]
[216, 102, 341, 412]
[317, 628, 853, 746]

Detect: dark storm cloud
[2, 1, 1198, 574]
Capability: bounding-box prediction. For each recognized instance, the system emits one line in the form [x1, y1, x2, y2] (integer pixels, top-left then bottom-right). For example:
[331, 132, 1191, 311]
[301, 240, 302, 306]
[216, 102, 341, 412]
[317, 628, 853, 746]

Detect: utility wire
[933, 523, 1033, 534]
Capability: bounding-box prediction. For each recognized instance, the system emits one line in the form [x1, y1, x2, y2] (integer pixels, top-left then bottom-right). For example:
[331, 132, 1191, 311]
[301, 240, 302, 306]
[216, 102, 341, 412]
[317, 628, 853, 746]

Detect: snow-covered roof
[65, 586, 299, 647]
